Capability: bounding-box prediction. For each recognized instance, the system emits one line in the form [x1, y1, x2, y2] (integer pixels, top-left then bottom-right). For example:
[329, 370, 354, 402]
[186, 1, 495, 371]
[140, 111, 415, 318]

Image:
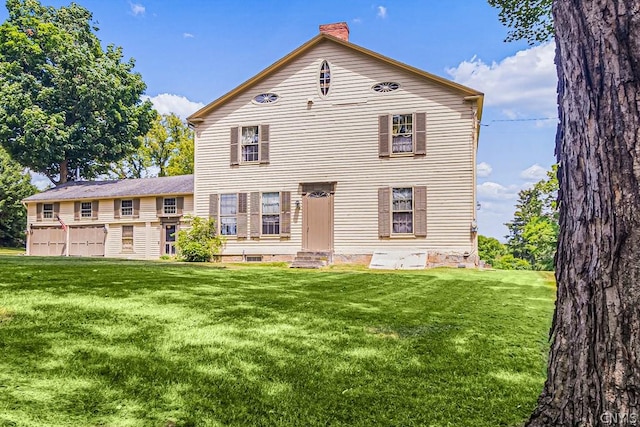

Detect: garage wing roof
[24, 174, 194, 202]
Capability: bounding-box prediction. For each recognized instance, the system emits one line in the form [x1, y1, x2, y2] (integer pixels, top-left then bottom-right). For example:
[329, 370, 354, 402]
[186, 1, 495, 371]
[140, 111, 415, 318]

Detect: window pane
[392, 188, 413, 211]
[392, 212, 413, 234]
[241, 126, 259, 144]
[392, 114, 413, 153]
[242, 144, 259, 162]
[164, 198, 176, 214]
[262, 192, 280, 214]
[43, 204, 53, 219]
[121, 199, 133, 216]
[81, 202, 92, 217]
[262, 214, 280, 235]
[220, 194, 237, 215]
[220, 217, 237, 236]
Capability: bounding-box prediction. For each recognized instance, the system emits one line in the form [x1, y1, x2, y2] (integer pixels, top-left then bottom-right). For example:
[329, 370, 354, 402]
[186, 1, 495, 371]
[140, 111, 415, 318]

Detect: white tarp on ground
[369, 250, 427, 270]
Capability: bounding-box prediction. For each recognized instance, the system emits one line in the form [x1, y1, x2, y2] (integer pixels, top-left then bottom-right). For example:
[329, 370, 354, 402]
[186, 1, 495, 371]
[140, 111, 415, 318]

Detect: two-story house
[22, 22, 483, 268]
[187, 23, 483, 267]
[23, 175, 193, 259]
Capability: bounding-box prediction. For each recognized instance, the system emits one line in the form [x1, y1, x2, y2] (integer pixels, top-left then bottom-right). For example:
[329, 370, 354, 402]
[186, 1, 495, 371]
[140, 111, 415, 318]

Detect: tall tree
[490, 0, 640, 424]
[0, 0, 154, 185]
[143, 113, 193, 177]
[505, 167, 558, 270]
[0, 147, 36, 247]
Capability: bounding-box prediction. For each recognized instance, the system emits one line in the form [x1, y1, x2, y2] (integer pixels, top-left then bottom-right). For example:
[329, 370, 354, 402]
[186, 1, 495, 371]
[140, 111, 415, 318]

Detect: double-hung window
[43, 203, 54, 219]
[378, 113, 426, 157]
[164, 198, 177, 215]
[261, 192, 280, 235]
[241, 126, 259, 162]
[220, 194, 238, 236]
[121, 199, 133, 217]
[392, 114, 413, 154]
[392, 188, 413, 234]
[81, 202, 92, 218]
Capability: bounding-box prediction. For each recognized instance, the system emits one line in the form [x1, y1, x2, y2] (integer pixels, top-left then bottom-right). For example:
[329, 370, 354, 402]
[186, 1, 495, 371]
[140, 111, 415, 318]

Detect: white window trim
[43, 203, 54, 219]
[81, 202, 93, 218]
[390, 114, 414, 156]
[163, 197, 177, 215]
[121, 199, 133, 217]
[261, 192, 280, 236]
[220, 193, 238, 236]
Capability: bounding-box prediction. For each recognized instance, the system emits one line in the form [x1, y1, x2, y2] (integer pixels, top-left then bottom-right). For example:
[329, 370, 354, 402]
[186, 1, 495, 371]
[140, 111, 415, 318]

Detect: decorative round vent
[253, 93, 279, 104]
[372, 82, 400, 93]
[308, 191, 330, 198]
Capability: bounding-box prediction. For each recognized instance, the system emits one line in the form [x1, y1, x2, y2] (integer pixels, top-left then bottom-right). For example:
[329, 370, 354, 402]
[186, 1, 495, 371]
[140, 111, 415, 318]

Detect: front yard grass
[0, 256, 555, 426]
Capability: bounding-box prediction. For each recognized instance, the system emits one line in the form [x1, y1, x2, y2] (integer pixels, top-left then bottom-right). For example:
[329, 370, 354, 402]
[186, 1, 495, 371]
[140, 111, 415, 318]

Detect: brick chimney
[319, 22, 349, 42]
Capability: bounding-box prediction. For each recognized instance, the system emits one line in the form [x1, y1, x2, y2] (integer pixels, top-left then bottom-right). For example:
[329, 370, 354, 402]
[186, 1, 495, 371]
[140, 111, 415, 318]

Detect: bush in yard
[176, 215, 224, 262]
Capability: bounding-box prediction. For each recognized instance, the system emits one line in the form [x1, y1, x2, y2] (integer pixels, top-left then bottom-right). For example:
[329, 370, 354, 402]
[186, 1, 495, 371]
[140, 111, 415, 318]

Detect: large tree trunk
[527, 1, 640, 425]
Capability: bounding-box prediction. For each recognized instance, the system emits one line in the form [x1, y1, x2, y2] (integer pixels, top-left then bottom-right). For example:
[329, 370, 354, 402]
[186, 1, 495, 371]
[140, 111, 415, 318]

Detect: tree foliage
[176, 216, 224, 262]
[0, 0, 154, 185]
[487, 0, 554, 44]
[505, 166, 558, 270]
[0, 147, 36, 247]
[113, 113, 194, 178]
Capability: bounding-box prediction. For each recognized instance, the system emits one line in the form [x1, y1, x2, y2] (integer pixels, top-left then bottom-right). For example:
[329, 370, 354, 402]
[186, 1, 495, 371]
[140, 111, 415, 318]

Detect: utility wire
[480, 117, 558, 127]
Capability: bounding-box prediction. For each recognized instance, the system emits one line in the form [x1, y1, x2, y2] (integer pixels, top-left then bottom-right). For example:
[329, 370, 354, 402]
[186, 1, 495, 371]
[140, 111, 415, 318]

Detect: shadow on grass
[0, 256, 555, 426]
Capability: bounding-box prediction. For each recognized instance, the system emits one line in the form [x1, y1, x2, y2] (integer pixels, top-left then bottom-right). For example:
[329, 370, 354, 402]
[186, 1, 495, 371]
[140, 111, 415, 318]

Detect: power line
[480, 117, 558, 127]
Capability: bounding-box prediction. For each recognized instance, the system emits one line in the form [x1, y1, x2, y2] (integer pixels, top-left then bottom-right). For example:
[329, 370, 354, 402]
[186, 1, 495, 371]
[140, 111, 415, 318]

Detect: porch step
[290, 251, 332, 269]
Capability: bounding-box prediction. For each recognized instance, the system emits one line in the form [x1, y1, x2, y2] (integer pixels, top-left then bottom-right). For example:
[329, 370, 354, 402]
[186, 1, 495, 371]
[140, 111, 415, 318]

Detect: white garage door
[30, 227, 66, 256]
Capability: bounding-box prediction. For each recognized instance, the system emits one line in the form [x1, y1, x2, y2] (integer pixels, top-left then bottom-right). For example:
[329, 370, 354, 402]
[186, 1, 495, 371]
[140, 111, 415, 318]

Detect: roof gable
[187, 34, 483, 123]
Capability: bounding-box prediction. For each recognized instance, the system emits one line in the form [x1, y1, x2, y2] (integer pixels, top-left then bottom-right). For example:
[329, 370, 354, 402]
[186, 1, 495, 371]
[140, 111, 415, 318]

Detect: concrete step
[290, 260, 326, 269]
[290, 251, 332, 269]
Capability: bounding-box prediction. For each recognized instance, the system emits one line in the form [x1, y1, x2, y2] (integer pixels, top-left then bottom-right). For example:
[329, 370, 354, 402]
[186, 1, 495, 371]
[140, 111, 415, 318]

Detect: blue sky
[0, 1, 558, 240]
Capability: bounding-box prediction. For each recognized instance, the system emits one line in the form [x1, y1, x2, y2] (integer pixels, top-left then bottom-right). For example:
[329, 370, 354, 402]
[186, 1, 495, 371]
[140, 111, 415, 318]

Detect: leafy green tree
[504, 166, 558, 270]
[176, 215, 224, 262]
[478, 235, 506, 264]
[145, 113, 193, 177]
[491, 1, 640, 424]
[487, 0, 553, 44]
[491, 253, 531, 270]
[0, 147, 36, 247]
[0, 0, 154, 185]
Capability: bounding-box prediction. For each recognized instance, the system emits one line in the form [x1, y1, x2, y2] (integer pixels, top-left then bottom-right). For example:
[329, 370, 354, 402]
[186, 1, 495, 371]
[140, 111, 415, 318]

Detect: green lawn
[0, 247, 25, 256]
[0, 256, 555, 427]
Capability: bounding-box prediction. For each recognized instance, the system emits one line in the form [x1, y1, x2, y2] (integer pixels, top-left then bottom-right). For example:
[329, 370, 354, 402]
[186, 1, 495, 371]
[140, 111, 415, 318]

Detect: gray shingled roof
[24, 174, 194, 202]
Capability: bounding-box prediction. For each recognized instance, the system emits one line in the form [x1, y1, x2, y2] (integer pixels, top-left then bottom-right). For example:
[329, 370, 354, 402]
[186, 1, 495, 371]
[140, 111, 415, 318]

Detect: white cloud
[447, 42, 557, 117]
[520, 164, 548, 181]
[352, 18, 362, 24]
[183, 33, 195, 39]
[143, 93, 205, 119]
[477, 162, 492, 178]
[377, 6, 387, 18]
[477, 181, 519, 201]
[129, 2, 145, 16]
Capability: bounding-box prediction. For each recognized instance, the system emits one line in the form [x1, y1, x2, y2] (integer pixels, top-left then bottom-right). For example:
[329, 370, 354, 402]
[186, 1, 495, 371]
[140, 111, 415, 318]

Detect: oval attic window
[253, 93, 279, 104]
[372, 82, 400, 93]
[319, 60, 331, 96]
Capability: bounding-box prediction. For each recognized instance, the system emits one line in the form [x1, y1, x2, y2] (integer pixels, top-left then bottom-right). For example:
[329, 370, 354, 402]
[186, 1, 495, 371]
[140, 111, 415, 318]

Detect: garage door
[69, 226, 105, 257]
[30, 227, 66, 256]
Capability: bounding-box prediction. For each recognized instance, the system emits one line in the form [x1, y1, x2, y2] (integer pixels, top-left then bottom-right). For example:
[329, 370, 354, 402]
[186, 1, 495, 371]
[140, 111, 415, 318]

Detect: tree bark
[527, 0, 640, 425]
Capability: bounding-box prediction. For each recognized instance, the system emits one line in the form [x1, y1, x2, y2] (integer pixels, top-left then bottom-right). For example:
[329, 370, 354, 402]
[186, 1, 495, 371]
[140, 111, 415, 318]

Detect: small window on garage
[43, 204, 54, 219]
[121, 199, 133, 216]
[122, 225, 134, 253]
[81, 202, 92, 218]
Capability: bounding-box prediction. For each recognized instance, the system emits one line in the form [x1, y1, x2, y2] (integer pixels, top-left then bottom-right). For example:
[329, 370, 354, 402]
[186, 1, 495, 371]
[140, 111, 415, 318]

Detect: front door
[303, 190, 333, 251]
